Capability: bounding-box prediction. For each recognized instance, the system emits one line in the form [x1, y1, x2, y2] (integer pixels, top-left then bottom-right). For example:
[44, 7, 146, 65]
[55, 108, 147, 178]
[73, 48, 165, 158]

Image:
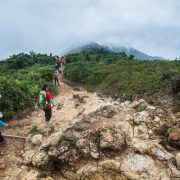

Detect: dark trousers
[0, 132, 5, 145]
[44, 108, 52, 122]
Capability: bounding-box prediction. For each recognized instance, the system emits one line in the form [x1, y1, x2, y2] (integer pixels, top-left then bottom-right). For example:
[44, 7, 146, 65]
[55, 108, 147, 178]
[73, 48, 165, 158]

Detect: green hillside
[0, 53, 54, 119]
[64, 50, 180, 105]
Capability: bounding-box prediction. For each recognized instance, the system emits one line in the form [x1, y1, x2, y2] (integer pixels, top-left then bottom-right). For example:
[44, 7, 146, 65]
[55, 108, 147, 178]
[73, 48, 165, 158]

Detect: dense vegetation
[0, 53, 54, 118]
[64, 49, 180, 105]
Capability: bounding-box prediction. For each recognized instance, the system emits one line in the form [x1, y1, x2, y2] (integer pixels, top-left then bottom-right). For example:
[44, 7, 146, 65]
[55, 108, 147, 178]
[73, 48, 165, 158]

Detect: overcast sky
[0, 0, 180, 60]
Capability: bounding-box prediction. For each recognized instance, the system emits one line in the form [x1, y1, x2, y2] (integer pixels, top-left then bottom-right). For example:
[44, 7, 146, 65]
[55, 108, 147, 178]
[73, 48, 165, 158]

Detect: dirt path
[0, 82, 92, 179]
[1, 81, 178, 180]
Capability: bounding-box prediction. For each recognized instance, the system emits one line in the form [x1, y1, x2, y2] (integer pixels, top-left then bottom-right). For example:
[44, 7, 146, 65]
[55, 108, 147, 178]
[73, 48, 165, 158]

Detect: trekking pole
[2, 134, 26, 139]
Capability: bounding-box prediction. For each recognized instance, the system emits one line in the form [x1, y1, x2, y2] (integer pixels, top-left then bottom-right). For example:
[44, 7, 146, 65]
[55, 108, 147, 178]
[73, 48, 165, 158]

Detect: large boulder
[22, 150, 36, 165]
[133, 111, 149, 125]
[31, 134, 43, 146]
[123, 154, 169, 179]
[132, 139, 174, 161]
[99, 128, 126, 152]
[22, 105, 127, 169]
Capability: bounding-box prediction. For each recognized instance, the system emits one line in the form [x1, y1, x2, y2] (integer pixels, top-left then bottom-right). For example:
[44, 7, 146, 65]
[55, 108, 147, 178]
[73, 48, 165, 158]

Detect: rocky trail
[0, 82, 180, 180]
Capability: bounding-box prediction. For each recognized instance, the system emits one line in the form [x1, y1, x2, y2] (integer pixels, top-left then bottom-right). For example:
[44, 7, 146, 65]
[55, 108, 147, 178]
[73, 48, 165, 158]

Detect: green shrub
[29, 125, 40, 135]
[64, 51, 180, 104]
[0, 53, 55, 119]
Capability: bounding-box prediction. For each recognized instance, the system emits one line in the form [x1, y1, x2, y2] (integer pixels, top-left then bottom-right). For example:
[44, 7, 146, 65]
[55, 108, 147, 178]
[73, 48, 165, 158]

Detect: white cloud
[0, 0, 180, 59]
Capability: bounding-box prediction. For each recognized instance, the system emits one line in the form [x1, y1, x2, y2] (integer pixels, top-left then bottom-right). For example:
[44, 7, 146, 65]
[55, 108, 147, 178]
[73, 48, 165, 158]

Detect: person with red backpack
[35, 84, 55, 123]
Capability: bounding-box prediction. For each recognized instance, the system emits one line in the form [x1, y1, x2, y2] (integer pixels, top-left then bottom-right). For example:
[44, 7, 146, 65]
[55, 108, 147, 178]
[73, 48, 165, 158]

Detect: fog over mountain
[66, 42, 164, 60]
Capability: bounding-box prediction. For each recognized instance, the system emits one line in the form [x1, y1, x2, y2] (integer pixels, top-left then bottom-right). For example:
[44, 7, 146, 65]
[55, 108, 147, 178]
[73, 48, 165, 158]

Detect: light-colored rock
[76, 138, 86, 149]
[0, 164, 6, 169]
[120, 164, 141, 180]
[22, 170, 39, 180]
[131, 139, 149, 153]
[90, 174, 104, 180]
[133, 111, 149, 124]
[124, 101, 131, 106]
[41, 132, 62, 148]
[63, 171, 76, 180]
[9, 168, 22, 180]
[31, 134, 43, 146]
[117, 121, 134, 144]
[122, 171, 140, 180]
[154, 116, 160, 122]
[124, 114, 133, 122]
[76, 166, 98, 179]
[100, 128, 126, 151]
[123, 154, 159, 176]
[32, 151, 48, 167]
[83, 101, 112, 116]
[90, 151, 99, 159]
[147, 105, 156, 110]
[10, 155, 22, 164]
[22, 150, 36, 165]
[0, 159, 5, 164]
[134, 125, 149, 139]
[132, 139, 174, 161]
[99, 160, 121, 172]
[176, 153, 180, 170]
[168, 161, 180, 178]
[127, 99, 145, 109]
[150, 146, 174, 161]
[48, 147, 60, 157]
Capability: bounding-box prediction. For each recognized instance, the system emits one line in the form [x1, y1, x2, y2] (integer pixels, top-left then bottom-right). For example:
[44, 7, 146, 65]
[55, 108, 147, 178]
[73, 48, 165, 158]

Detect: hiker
[54, 55, 58, 63]
[54, 70, 61, 86]
[0, 131, 6, 146]
[61, 56, 65, 68]
[0, 120, 8, 147]
[55, 62, 58, 70]
[58, 67, 62, 74]
[0, 120, 8, 126]
[54, 56, 60, 70]
[58, 68, 62, 83]
[35, 84, 55, 123]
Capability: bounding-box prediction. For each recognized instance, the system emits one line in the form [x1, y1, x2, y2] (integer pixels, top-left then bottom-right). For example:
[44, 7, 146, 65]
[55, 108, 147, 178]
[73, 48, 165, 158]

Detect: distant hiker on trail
[54, 56, 60, 70]
[58, 67, 62, 74]
[35, 84, 55, 124]
[54, 70, 61, 86]
[55, 62, 58, 70]
[54, 55, 58, 63]
[61, 56, 65, 68]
